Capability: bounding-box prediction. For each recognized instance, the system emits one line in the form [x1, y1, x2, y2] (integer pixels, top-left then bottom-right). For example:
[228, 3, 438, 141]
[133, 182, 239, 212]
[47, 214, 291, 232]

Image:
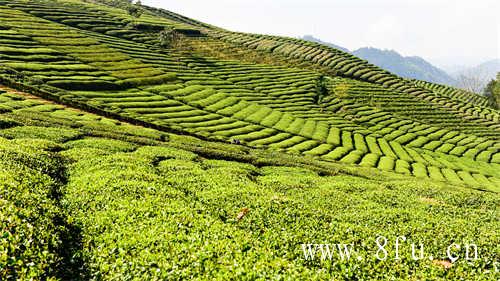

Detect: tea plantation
[0, 0, 498, 280]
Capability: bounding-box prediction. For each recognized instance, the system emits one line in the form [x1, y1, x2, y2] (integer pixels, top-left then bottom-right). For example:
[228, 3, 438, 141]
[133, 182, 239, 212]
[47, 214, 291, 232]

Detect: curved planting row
[207, 30, 500, 126]
[412, 79, 494, 108]
[1, 8, 498, 168]
[322, 78, 500, 152]
[184, 58, 500, 140]
[0, 0, 498, 190]
[2, 86, 498, 280]
[3, 0, 495, 140]
[104, 84, 498, 190]
[0, 7, 181, 91]
[168, 57, 500, 164]
[3, 0, 197, 45]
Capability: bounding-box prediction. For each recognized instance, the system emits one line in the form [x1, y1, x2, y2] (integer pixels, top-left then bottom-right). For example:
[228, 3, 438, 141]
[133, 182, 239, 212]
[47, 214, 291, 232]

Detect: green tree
[484, 72, 500, 109]
[158, 28, 182, 49]
[127, 1, 143, 19]
[314, 75, 329, 104]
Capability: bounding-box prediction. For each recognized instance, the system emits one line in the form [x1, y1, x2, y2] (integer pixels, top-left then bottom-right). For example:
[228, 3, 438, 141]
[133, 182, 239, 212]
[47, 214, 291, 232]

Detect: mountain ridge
[301, 35, 457, 87]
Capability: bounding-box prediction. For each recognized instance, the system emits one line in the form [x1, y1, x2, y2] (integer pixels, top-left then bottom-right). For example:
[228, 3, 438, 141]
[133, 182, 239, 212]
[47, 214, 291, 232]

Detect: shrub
[341, 131, 353, 150]
[411, 162, 428, 178]
[427, 129, 448, 140]
[0, 116, 20, 129]
[303, 143, 333, 156]
[423, 141, 442, 151]
[311, 122, 329, 141]
[48, 80, 123, 91]
[158, 28, 182, 49]
[285, 118, 305, 135]
[475, 150, 493, 162]
[234, 128, 276, 142]
[216, 101, 249, 116]
[181, 88, 217, 103]
[0, 126, 82, 143]
[377, 138, 396, 158]
[260, 111, 283, 127]
[148, 84, 184, 94]
[194, 93, 229, 108]
[353, 133, 368, 152]
[491, 153, 500, 164]
[449, 145, 468, 156]
[0, 139, 68, 280]
[394, 160, 411, 175]
[232, 103, 262, 120]
[427, 166, 445, 181]
[404, 148, 427, 164]
[340, 150, 364, 164]
[117, 73, 176, 87]
[365, 136, 382, 155]
[441, 168, 463, 183]
[127, 1, 143, 18]
[249, 133, 290, 146]
[389, 141, 413, 162]
[323, 146, 351, 160]
[63, 137, 137, 153]
[435, 143, 455, 154]
[3, 62, 95, 71]
[384, 129, 405, 141]
[463, 148, 480, 159]
[407, 136, 430, 148]
[269, 136, 306, 149]
[288, 140, 319, 153]
[393, 132, 417, 145]
[457, 171, 479, 186]
[205, 97, 240, 112]
[420, 154, 444, 168]
[471, 174, 496, 190]
[377, 156, 395, 171]
[326, 127, 341, 146]
[359, 153, 379, 167]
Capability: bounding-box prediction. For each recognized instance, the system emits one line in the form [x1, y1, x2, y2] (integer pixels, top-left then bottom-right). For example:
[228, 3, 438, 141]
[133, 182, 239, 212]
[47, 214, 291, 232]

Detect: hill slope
[0, 0, 499, 279]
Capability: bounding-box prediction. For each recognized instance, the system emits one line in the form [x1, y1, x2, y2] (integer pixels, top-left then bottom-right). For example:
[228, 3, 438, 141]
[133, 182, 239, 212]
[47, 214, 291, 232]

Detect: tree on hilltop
[127, 0, 143, 20]
[484, 72, 500, 109]
[158, 28, 182, 49]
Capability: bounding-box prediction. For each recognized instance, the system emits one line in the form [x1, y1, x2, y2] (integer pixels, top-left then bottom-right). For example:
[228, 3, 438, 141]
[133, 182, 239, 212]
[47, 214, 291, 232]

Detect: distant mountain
[352, 48, 456, 86]
[300, 35, 349, 53]
[454, 59, 500, 80]
[452, 59, 500, 93]
[301, 36, 456, 86]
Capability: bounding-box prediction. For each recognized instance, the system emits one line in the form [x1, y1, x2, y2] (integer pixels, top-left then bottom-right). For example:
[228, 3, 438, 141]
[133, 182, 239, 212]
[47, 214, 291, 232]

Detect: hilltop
[0, 0, 498, 280]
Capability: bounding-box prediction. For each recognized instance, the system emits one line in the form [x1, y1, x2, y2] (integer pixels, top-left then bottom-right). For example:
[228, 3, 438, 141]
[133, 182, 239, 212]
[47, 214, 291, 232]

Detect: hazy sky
[141, 0, 499, 67]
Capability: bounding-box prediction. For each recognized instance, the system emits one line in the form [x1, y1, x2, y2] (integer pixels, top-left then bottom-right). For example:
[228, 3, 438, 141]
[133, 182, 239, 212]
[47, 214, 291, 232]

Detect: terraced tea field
[0, 0, 498, 280]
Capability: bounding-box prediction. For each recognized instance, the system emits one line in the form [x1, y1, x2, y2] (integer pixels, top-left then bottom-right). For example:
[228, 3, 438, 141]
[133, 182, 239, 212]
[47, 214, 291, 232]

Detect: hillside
[0, 0, 499, 280]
